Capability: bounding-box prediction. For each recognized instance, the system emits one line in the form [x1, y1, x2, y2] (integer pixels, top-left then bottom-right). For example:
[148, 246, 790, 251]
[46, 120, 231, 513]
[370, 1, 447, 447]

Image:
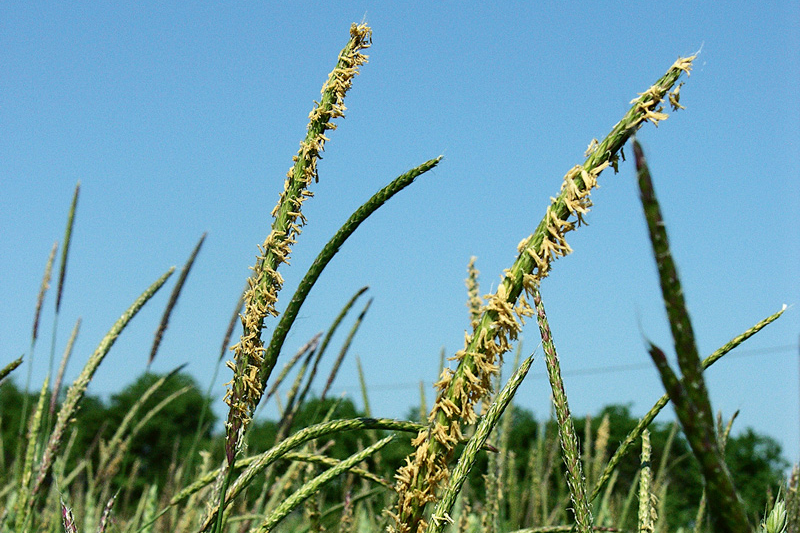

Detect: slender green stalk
[634, 139, 751, 532]
[20, 241, 57, 442]
[392, 54, 695, 533]
[590, 304, 786, 502]
[320, 298, 372, 401]
[28, 267, 174, 508]
[97, 366, 187, 481]
[653, 422, 677, 492]
[148, 232, 206, 369]
[356, 355, 371, 417]
[532, 288, 592, 533]
[49, 318, 81, 417]
[253, 436, 395, 533]
[14, 376, 49, 531]
[427, 354, 534, 533]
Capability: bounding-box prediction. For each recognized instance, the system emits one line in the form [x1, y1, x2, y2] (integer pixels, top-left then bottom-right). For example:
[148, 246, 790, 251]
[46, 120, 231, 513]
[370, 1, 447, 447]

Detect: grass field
[1, 23, 796, 533]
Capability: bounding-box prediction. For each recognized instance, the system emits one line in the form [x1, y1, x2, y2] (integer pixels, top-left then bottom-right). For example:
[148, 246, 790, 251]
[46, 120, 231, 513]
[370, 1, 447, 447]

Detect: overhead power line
[328, 343, 798, 394]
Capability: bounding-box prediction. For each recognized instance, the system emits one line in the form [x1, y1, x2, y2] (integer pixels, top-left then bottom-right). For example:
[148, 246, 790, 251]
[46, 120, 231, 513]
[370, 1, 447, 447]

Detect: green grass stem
[148, 232, 206, 369]
[532, 288, 592, 533]
[320, 297, 372, 401]
[263, 154, 441, 383]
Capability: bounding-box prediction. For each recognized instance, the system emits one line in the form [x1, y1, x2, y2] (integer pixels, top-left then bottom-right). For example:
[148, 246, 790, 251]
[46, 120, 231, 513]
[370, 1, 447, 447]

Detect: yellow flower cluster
[223, 23, 372, 462]
[391, 53, 696, 533]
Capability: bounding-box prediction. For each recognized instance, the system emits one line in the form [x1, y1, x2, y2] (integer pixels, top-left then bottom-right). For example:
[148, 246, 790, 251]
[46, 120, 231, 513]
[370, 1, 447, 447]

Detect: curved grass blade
[263, 156, 441, 395]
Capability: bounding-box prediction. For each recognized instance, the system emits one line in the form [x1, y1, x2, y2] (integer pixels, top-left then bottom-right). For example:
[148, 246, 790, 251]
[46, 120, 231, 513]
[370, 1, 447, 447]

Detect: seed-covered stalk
[148, 232, 206, 369]
[637, 430, 656, 533]
[532, 288, 592, 532]
[222, 23, 372, 469]
[29, 268, 174, 504]
[465, 256, 482, 329]
[0, 355, 23, 382]
[391, 54, 695, 533]
[427, 355, 534, 533]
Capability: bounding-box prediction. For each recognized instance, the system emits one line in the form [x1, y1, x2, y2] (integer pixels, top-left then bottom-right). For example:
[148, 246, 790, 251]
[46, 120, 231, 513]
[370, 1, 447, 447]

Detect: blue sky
[2, 3, 798, 466]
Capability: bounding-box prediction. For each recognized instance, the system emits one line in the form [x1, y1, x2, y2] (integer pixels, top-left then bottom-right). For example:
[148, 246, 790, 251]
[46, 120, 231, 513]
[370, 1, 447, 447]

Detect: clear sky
[2, 3, 799, 466]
